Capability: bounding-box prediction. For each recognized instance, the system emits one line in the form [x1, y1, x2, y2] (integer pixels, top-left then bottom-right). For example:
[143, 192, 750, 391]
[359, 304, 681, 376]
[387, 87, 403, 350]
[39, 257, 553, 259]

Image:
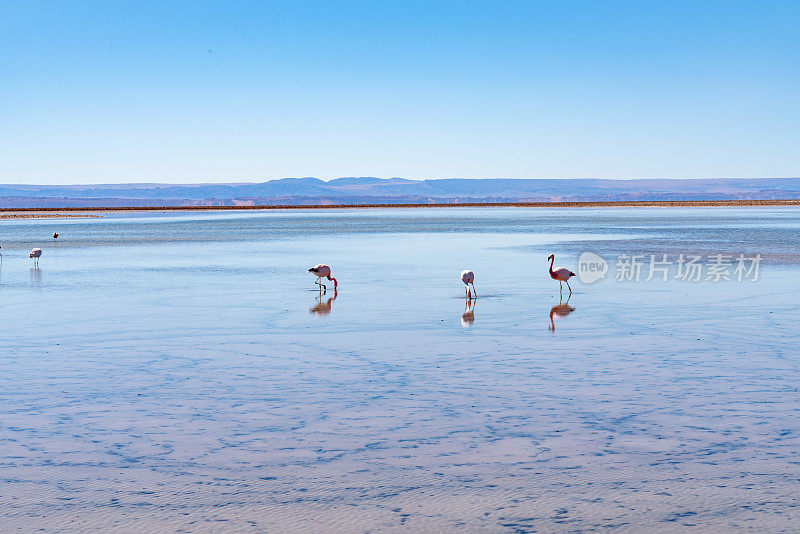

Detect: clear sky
[1, 1, 798, 184]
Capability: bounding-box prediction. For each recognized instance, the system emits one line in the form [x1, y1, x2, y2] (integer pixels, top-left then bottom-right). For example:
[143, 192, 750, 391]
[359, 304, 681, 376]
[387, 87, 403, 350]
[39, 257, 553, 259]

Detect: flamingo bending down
[548, 254, 575, 294]
[308, 264, 338, 293]
[30, 248, 42, 266]
[53, 232, 59, 241]
[461, 270, 477, 298]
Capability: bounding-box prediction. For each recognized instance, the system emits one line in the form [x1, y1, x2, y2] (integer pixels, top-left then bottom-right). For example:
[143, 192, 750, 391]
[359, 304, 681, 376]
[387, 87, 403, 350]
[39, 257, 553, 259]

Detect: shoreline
[0, 213, 102, 219]
[1, 199, 800, 219]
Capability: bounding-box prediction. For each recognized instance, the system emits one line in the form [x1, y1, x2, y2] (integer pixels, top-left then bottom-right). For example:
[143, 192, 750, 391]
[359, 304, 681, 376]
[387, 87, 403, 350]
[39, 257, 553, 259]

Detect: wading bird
[308, 264, 338, 293]
[461, 270, 477, 298]
[548, 254, 575, 294]
[53, 232, 59, 241]
[30, 248, 42, 266]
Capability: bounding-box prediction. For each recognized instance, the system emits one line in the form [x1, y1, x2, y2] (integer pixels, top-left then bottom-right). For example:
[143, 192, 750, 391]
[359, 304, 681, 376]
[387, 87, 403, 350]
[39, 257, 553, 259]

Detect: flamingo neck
[549, 256, 555, 275]
[327, 275, 338, 288]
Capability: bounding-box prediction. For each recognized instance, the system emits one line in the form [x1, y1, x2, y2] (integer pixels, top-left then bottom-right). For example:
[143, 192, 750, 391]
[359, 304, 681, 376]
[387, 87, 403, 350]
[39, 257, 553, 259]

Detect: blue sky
[1, 1, 798, 184]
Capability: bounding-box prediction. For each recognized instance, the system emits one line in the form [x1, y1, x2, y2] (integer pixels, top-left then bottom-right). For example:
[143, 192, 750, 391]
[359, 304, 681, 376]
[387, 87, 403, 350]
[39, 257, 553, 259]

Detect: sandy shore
[1, 199, 800, 218]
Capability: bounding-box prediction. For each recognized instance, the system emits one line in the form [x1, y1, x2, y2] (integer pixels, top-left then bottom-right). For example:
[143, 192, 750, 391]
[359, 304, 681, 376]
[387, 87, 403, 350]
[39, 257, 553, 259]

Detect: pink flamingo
[461, 270, 477, 298]
[53, 232, 59, 242]
[308, 264, 338, 293]
[548, 254, 575, 294]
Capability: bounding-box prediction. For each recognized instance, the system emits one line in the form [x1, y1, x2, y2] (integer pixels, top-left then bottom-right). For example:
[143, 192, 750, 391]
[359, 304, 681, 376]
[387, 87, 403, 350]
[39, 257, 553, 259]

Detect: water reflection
[548, 295, 575, 331]
[29, 268, 42, 287]
[310, 291, 337, 316]
[461, 296, 476, 327]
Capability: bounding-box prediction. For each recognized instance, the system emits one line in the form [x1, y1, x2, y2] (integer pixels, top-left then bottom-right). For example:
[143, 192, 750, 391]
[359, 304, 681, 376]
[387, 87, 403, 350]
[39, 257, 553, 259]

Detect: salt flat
[1, 207, 799, 532]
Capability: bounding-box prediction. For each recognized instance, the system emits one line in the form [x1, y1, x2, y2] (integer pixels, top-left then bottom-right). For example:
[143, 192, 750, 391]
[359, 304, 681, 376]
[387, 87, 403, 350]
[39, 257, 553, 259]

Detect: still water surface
[1, 208, 799, 531]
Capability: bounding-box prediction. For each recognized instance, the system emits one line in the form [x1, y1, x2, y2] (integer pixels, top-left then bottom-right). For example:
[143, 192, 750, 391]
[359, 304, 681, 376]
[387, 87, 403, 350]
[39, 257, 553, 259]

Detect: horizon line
[4, 175, 800, 187]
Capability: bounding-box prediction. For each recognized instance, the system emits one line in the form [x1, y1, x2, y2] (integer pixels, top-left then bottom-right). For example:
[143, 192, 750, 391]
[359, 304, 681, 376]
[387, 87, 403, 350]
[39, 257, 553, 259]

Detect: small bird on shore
[308, 264, 338, 293]
[53, 232, 59, 241]
[461, 270, 477, 298]
[548, 254, 575, 294]
[30, 248, 42, 266]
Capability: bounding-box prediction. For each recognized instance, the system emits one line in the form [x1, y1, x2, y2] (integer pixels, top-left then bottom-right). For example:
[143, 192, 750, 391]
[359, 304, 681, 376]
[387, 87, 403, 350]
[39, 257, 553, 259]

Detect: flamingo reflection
[548, 295, 575, 331]
[461, 296, 476, 327]
[310, 291, 338, 316]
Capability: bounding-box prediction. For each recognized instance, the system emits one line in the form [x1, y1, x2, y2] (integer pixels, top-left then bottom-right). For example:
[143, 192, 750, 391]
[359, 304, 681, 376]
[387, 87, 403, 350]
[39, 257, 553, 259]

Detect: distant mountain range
[2, 177, 800, 208]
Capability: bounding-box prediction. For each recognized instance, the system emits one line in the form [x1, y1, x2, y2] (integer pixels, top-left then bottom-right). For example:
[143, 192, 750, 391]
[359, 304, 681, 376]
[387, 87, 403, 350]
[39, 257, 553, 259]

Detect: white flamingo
[461, 270, 477, 298]
[30, 248, 42, 266]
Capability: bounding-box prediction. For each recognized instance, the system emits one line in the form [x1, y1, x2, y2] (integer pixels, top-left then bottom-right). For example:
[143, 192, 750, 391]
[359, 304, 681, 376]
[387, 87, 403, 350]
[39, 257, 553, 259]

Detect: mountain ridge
[2, 177, 800, 207]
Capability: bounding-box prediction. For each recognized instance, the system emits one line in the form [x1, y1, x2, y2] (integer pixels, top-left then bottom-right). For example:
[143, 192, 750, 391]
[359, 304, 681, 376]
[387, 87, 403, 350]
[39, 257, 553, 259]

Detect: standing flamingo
[308, 264, 338, 293]
[53, 232, 59, 242]
[30, 248, 42, 266]
[548, 254, 575, 294]
[461, 270, 477, 298]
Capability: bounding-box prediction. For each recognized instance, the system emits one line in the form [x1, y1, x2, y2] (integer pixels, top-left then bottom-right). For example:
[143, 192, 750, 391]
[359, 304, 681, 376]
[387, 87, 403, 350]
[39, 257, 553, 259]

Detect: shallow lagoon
[2, 207, 800, 532]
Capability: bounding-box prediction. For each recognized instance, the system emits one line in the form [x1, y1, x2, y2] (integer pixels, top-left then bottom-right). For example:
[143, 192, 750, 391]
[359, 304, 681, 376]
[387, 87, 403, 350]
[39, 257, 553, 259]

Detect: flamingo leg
[566, 280, 572, 294]
[471, 283, 477, 298]
[315, 277, 327, 293]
